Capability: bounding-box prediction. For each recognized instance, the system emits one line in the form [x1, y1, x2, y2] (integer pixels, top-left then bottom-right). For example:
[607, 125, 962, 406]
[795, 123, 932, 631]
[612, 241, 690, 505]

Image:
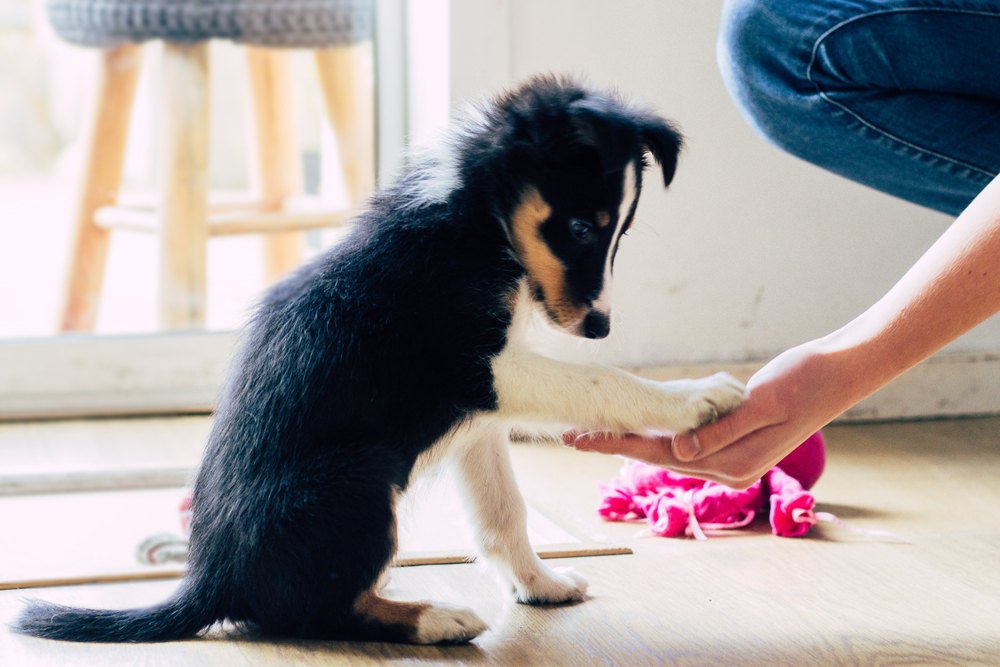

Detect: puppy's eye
[569, 218, 593, 239]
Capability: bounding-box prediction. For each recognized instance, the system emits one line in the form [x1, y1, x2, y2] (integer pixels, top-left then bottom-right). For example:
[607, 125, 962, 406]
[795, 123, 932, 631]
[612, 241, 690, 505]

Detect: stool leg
[159, 42, 210, 330]
[246, 48, 304, 283]
[314, 41, 376, 212]
[58, 44, 142, 332]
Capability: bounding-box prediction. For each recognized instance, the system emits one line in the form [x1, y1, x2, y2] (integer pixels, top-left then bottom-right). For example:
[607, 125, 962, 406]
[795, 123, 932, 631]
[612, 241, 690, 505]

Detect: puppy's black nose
[583, 310, 611, 339]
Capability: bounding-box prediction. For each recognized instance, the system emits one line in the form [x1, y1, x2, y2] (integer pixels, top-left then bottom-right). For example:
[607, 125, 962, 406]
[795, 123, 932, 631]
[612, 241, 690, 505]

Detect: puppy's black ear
[638, 116, 684, 188]
[567, 97, 634, 172]
[568, 96, 684, 187]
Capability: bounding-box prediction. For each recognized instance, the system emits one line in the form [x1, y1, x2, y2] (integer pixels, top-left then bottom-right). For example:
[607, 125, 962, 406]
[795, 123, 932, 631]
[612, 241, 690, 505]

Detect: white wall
[446, 0, 1000, 372]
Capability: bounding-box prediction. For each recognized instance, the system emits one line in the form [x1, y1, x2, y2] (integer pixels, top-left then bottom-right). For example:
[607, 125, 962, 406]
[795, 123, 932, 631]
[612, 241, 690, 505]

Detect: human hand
[565, 338, 865, 489]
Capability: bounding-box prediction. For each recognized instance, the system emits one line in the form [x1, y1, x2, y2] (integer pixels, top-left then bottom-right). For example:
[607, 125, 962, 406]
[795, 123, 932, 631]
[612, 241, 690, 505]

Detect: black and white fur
[13, 77, 744, 645]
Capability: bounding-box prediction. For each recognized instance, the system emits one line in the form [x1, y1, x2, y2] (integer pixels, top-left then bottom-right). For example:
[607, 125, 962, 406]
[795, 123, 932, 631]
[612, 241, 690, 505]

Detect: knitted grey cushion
[47, 0, 373, 48]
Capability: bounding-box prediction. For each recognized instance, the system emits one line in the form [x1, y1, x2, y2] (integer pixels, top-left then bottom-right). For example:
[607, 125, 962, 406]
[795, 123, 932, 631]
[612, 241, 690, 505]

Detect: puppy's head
[498, 77, 683, 338]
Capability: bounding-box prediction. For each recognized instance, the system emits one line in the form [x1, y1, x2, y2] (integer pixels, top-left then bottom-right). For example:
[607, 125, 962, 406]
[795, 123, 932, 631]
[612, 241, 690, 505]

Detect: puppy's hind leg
[452, 423, 588, 605]
[337, 483, 488, 644]
[348, 591, 487, 644]
[253, 451, 487, 645]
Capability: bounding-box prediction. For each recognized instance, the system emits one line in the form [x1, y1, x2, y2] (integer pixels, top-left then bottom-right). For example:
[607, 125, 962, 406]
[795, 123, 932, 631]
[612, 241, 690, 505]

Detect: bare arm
[567, 173, 1000, 488]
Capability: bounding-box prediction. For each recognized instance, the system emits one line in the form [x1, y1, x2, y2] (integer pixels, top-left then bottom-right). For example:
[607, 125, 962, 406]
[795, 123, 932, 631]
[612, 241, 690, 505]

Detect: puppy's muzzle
[582, 310, 611, 339]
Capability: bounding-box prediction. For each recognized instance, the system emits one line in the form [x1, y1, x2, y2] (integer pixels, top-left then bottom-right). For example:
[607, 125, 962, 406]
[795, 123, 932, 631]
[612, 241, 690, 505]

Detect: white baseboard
[2, 332, 998, 422]
[0, 332, 234, 421]
[635, 351, 1000, 422]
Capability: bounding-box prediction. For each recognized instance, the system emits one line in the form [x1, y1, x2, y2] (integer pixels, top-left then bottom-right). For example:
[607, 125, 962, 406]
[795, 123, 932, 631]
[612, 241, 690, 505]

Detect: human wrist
[812, 314, 911, 404]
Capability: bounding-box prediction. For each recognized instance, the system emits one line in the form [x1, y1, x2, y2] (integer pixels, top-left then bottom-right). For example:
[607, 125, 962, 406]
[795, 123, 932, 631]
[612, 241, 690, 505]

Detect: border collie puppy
[14, 76, 744, 645]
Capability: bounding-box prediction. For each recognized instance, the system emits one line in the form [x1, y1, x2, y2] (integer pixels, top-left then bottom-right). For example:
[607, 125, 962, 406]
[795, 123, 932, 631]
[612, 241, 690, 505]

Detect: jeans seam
[805, 7, 1000, 179]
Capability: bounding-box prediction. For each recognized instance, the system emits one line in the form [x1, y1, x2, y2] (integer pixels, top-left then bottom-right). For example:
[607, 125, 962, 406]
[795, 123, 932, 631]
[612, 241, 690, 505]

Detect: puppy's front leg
[491, 346, 745, 433]
[452, 423, 587, 605]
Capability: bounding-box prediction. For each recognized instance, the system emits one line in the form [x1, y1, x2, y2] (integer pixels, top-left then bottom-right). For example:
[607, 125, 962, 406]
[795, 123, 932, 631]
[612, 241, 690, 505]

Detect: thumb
[672, 402, 774, 462]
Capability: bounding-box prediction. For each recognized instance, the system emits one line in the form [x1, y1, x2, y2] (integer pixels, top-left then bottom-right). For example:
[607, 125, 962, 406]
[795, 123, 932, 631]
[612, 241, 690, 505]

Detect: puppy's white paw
[514, 566, 589, 605]
[674, 372, 746, 431]
[413, 602, 488, 644]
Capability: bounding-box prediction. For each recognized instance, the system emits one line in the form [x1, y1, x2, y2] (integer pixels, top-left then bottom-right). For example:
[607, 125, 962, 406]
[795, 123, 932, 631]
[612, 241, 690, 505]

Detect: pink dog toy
[598, 431, 829, 539]
[775, 430, 826, 490]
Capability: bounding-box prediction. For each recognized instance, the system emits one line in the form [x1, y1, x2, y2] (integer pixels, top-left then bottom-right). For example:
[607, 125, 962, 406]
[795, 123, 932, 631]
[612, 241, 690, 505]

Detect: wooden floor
[1, 417, 999, 665]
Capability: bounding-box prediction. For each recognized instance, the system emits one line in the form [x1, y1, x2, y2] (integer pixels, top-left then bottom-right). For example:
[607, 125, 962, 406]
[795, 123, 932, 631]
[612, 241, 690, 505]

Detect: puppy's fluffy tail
[10, 580, 217, 643]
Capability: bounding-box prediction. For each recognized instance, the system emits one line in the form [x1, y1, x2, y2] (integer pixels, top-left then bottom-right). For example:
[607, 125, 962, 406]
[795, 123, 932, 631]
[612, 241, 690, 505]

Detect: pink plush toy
[598, 431, 828, 539]
[775, 430, 826, 490]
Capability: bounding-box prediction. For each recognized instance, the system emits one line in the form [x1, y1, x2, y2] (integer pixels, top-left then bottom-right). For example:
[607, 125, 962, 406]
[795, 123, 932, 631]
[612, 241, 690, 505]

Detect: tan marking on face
[510, 187, 586, 330]
[595, 211, 611, 228]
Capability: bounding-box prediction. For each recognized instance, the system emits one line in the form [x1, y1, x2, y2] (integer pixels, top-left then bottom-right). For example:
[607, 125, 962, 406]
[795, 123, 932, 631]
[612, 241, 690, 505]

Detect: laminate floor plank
[1, 417, 998, 665]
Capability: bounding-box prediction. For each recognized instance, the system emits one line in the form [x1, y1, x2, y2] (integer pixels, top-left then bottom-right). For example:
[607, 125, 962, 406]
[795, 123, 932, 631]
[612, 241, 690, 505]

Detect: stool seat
[47, 0, 373, 48]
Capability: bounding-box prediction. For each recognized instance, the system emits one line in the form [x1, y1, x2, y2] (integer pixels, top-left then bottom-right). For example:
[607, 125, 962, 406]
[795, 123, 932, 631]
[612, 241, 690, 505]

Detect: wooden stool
[49, 0, 376, 331]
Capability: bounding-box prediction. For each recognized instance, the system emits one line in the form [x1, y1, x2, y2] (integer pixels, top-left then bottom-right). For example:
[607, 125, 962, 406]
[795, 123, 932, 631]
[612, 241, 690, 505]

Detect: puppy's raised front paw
[514, 566, 589, 605]
[413, 602, 488, 644]
[678, 372, 746, 431]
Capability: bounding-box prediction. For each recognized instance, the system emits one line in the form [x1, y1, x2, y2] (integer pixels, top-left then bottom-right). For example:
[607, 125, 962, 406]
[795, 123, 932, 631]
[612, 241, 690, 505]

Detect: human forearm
[822, 173, 1000, 398]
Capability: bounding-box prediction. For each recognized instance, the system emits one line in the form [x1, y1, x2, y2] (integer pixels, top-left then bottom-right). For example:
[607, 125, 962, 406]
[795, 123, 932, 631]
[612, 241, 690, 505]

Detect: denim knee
[717, 0, 819, 157]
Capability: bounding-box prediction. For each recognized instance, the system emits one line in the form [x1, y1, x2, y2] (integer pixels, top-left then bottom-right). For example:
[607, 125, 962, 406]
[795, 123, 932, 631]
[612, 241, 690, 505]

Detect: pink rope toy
[598, 431, 835, 540]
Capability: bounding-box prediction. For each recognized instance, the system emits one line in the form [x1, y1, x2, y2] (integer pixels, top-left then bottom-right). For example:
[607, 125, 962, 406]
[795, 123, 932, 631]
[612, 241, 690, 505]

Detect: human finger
[671, 400, 779, 462]
[679, 424, 797, 489]
[563, 430, 676, 465]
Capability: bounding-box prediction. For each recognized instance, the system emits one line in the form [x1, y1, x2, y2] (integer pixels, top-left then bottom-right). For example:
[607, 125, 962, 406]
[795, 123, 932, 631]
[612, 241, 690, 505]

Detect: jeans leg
[718, 0, 1000, 216]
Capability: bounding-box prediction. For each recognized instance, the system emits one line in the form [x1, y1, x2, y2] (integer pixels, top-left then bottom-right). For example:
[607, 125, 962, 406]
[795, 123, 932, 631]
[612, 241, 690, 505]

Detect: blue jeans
[718, 0, 1000, 216]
